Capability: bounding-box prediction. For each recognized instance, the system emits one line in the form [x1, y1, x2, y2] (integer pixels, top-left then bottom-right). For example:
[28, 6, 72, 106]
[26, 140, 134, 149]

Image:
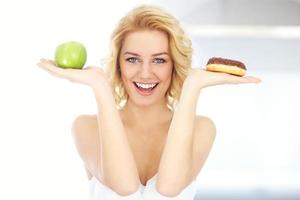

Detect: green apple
[55, 41, 87, 69]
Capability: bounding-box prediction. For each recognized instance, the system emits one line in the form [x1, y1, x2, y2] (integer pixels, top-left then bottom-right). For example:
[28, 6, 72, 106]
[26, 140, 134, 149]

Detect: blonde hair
[104, 4, 193, 111]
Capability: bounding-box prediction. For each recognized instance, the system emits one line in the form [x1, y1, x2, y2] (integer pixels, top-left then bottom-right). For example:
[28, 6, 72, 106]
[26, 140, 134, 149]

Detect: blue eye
[126, 57, 139, 63]
[153, 58, 166, 64]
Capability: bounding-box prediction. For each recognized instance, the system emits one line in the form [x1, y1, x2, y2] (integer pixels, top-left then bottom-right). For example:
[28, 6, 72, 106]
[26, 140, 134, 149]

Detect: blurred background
[0, 0, 299, 199]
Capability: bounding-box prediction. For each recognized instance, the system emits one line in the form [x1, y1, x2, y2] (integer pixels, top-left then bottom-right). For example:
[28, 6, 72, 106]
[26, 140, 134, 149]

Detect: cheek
[121, 68, 134, 80]
[120, 66, 135, 84]
[164, 68, 174, 89]
[158, 66, 173, 82]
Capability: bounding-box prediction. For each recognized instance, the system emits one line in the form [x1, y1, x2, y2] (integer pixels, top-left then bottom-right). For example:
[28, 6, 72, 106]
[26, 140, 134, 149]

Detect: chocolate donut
[206, 57, 247, 76]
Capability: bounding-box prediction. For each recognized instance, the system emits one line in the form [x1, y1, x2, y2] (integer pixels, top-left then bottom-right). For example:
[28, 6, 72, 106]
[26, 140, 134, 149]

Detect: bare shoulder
[194, 115, 217, 137]
[71, 114, 101, 181]
[191, 115, 217, 180]
[71, 115, 98, 143]
[72, 115, 96, 131]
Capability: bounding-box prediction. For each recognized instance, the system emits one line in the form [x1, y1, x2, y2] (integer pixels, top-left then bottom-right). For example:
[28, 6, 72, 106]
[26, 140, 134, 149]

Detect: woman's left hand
[184, 68, 262, 91]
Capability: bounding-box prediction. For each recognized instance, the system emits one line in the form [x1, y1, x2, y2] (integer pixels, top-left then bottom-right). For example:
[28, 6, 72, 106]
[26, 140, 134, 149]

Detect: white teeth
[135, 82, 157, 89]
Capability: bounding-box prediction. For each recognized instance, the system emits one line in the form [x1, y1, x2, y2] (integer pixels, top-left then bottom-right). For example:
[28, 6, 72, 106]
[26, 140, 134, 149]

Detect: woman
[37, 5, 261, 200]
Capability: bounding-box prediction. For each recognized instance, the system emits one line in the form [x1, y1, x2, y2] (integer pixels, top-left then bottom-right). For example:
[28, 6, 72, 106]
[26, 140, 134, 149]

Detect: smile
[133, 82, 159, 96]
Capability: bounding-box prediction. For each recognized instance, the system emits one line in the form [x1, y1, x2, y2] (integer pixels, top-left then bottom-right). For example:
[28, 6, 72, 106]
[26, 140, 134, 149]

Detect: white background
[0, 0, 299, 199]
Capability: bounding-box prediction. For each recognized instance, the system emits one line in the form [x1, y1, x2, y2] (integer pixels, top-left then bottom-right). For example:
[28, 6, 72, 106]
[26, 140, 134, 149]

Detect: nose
[139, 61, 153, 78]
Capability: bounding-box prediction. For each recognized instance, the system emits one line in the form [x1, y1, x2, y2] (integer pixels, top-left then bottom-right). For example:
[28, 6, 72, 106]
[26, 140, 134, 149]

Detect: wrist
[91, 79, 112, 91]
[179, 82, 201, 105]
[182, 78, 203, 94]
[92, 83, 117, 108]
[92, 82, 113, 97]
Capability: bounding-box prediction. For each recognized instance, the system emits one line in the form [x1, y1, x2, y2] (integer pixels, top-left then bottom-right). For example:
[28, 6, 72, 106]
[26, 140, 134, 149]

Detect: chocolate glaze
[207, 57, 246, 70]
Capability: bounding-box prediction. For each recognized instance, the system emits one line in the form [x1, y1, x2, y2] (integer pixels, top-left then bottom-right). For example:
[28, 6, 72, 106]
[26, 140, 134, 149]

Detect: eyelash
[153, 58, 166, 64]
[126, 57, 140, 63]
[126, 57, 166, 64]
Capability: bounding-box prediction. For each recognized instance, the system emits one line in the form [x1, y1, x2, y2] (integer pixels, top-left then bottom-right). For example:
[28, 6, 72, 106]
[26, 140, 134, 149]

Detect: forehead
[121, 30, 169, 55]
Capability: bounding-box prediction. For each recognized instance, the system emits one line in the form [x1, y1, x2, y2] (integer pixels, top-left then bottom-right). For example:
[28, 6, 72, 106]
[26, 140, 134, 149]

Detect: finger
[37, 59, 50, 70]
[48, 59, 57, 66]
[37, 62, 59, 78]
[83, 66, 98, 70]
[39, 59, 85, 84]
[37, 59, 67, 77]
[83, 66, 93, 70]
[225, 75, 261, 85]
[238, 78, 261, 84]
[37, 58, 46, 66]
[243, 76, 262, 83]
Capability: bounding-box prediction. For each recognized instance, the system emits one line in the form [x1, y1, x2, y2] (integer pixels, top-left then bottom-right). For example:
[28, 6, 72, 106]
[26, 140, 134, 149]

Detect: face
[119, 29, 173, 107]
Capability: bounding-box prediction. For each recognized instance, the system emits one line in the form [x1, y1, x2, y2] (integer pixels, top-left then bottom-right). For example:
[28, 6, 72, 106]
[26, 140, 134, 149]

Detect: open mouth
[133, 82, 159, 94]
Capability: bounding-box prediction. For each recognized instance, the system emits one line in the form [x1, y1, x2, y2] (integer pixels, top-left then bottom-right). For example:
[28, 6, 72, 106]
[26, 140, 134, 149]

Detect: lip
[134, 81, 159, 85]
[133, 82, 159, 96]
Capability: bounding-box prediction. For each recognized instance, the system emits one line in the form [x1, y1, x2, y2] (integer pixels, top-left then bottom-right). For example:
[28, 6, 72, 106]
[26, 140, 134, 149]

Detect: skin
[118, 30, 174, 131]
[117, 30, 175, 187]
[37, 29, 261, 197]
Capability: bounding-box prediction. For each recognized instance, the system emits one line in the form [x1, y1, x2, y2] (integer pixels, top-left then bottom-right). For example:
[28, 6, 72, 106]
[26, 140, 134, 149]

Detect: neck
[120, 98, 173, 131]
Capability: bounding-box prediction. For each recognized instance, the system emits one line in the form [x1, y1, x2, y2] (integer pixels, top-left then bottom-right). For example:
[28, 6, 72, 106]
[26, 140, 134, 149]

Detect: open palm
[186, 68, 261, 89]
[37, 58, 109, 87]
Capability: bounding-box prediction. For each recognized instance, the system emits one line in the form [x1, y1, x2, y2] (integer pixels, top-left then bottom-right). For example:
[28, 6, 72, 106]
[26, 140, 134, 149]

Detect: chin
[125, 81, 168, 106]
[131, 97, 157, 107]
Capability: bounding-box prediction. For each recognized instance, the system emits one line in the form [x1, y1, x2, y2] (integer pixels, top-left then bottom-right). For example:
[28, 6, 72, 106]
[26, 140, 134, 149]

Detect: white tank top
[88, 174, 197, 200]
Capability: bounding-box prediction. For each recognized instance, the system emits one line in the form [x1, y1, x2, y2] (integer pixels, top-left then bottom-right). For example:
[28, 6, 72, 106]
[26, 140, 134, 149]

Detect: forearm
[92, 84, 140, 192]
[157, 81, 201, 192]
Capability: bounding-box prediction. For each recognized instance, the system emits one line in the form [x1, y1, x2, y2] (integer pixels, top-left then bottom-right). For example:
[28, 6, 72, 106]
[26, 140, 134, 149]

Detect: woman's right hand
[37, 58, 111, 89]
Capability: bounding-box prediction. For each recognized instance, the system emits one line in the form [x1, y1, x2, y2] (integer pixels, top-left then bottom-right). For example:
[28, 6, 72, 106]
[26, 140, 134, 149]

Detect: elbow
[113, 186, 140, 196]
[156, 171, 194, 197]
[105, 180, 140, 196]
[156, 185, 183, 197]
[156, 181, 184, 197]
[115, 188, 139, 196]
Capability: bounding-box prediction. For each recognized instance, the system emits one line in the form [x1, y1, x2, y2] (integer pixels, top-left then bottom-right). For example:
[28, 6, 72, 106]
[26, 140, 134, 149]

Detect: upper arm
[191, 115, 217, 180]
[71, 115, 102, 180]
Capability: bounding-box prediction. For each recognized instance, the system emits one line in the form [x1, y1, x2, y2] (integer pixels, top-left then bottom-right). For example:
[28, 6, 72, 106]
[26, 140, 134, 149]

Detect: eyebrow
[124, 51, 169, 57]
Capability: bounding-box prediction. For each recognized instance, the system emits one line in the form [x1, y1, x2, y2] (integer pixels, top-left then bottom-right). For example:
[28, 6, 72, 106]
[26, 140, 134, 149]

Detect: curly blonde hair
[104, 4, 193, 111]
